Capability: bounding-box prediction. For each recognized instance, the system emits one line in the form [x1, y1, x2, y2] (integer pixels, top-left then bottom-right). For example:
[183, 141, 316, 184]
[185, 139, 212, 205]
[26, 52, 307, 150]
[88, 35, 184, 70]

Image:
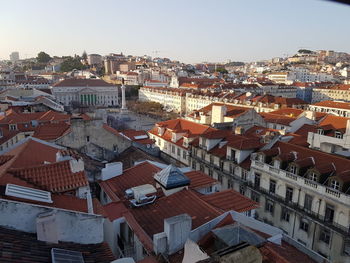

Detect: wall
[0, 198, 104, 244]
[56, 119, 131, 161]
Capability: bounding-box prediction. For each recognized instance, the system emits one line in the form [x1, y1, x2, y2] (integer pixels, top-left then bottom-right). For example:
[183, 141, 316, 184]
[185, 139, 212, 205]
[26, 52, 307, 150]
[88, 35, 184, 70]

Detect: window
[241, 170, 247, 181]
[309, 172, 317, 182]
[255, 173, 261, 187]
[208, 169, 213, 177]
[230, 149, 236, 161]
[289, 165, 297, 174]
[251, 191, 259, 202]
[9, 124, 17, 131]
[158, 139, 161, 146]
[304, 194, 313, 211]
[265, 199, 274, 214]
[325, 204, 335, 223]
[177, 148, 180, 156]
[229, 164, 234, 174]
[228, 178, 234, 189]
[200, 164, 204, 172]
[286, 187, 293, 203]
[171, 145, 175, 154]
[331, 180, 340, 191]
[335, 131, 343, 139]
[239, 185, 246, 195]
[269, 180, 276, 194]
[281, 208, 290, 222]
[192, 161, 196, 169]
[319, 228, 331, 244]
[86, 136, 90, 142]
[300, 218, 309, 232]
[206, 186, 213, 193]
[274, 159, 280, 168]
[218, 174, 223, 183]
[343, 238, 350, 256]
[317, 129, 324, 135]
[182, 150, 187, 160]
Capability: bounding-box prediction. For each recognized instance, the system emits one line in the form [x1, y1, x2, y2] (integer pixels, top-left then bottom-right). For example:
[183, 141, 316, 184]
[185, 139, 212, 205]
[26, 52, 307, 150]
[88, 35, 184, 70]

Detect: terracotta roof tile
[8, 160, 88, 193]
[200, 189, 259, 212]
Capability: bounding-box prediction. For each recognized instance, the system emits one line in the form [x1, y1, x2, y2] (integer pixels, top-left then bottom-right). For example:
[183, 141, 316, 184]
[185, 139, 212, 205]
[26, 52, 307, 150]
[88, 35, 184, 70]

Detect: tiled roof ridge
[276, 141, 350, 162]
[7, 159, 71, 172]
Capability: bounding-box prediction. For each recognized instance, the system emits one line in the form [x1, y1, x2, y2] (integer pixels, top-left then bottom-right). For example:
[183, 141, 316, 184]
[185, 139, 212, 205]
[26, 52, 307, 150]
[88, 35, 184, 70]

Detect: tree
[37, 51, 51, 63]
[298, 49, 312, 54]
[60, 57, 86, 72]
[215, 67, 228, 74]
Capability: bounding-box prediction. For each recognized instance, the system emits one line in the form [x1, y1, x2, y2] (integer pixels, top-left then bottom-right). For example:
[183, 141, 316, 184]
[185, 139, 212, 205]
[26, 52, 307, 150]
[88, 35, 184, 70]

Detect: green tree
[60, 57, 86, 72]
[215, 67, 228, 74]
[37, 51, 51, 63]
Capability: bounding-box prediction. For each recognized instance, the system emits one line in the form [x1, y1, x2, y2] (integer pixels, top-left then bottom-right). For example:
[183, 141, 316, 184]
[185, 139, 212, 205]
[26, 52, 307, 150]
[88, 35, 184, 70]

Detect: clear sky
[1, 0, 350, 63]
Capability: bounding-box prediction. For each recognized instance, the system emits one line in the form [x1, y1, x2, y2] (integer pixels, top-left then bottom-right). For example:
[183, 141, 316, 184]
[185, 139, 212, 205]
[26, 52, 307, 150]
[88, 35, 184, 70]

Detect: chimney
[101, 162, 123, 181]
[86, 191, 94, 214]
[164, 214, 192, 255]
[211, 104, 227, 124]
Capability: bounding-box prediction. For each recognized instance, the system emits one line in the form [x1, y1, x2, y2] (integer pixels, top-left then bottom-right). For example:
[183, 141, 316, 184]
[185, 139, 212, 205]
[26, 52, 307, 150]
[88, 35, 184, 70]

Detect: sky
[1, 0, 350, 63]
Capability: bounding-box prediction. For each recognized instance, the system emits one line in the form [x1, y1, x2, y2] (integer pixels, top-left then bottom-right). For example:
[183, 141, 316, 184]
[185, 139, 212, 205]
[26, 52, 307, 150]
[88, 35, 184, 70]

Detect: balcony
[251, 160, 350, 207]
[247, 181, 350, 236]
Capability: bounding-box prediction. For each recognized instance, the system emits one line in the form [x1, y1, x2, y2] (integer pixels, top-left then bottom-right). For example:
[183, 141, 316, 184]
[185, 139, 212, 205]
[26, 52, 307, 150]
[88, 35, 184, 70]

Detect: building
[9, 51, 19, 63]
[87, 53, 102, 66]
[99, 161, 260, 261]
[309, 100, 350, 117]
[52, 78, 119, 107]
[312, 84, 350, 103]
[307, 114, 350, 153]
[186, 102, 265, 130]
[139, 86, 186, 113]
[148, 118, 216, 166]
[250, 141, 350, 262]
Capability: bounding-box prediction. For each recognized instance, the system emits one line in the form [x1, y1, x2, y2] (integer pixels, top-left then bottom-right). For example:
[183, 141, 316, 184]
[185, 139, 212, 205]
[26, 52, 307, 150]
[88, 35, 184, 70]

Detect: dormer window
[274, 160, 280, 168]
[257, 154, 264, 162]
[330, 180, 340, 191]
[289, 165, 297, 174]
[335, 131, 343, 139]
[172, 133, 176, 142]
[317, 129, 324, 135]
[309, 172, 317, 182]
[9, 124, 17, 131]
[158, 127, 163, 136]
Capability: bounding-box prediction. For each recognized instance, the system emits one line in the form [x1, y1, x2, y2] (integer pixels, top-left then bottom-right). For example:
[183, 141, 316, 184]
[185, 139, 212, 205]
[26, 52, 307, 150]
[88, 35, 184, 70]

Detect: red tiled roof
[318, 114, 349, 132]
[99, 162, 218, 201]
[8, 160, 88, 193]
[33, 122, 70, 141]
[268, 108, 304, 118]
[52, 78, 115, 87]
[0, 226, 115, 263]
[190, 103, 249, 119]
[128, 189, 221, 237]
[184, 170, 217, 189]
[260, 112, 296, 126]
[268, 141, 350, 177]
[200, 189, 259, 212]
[312, 100, 350, 110]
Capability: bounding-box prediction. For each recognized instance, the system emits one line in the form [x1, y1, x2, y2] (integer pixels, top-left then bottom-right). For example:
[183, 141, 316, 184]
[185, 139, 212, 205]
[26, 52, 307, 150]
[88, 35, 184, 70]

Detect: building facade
[52, 78, 119, 107]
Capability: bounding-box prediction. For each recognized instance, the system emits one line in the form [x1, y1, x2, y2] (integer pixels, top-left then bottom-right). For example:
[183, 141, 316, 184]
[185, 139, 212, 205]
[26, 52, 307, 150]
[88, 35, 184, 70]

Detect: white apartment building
[52, 78, 118, 107]
[139, 86, 186, 113]
[309, 100, 350, 117]
[312, 85, 350, 103]
[250, 142, 350, 262]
